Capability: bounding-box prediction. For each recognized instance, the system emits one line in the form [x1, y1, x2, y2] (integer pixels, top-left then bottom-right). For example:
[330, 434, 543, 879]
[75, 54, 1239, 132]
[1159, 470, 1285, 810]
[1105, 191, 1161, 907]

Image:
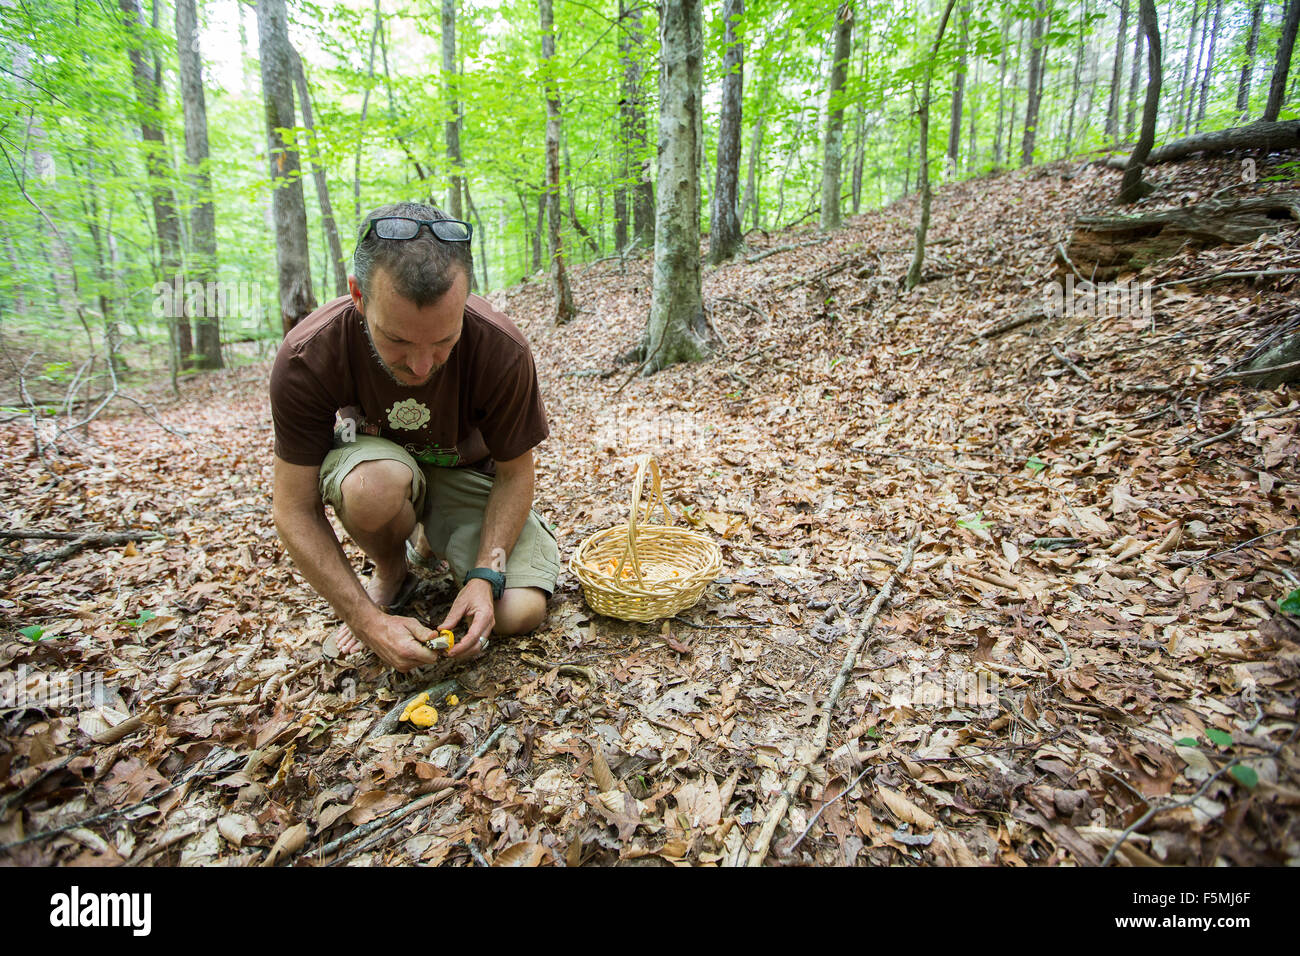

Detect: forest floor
[2, 153, 1298, 867]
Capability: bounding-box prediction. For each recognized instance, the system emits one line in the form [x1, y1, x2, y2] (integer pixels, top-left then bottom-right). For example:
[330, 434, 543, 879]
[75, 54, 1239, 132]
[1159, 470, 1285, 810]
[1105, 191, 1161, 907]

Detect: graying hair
[352, 201, 473, 307]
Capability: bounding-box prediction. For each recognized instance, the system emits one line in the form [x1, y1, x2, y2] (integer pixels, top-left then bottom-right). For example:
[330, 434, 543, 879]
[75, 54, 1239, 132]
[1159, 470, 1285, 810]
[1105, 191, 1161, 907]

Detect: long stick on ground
[745, 532, 919, 867]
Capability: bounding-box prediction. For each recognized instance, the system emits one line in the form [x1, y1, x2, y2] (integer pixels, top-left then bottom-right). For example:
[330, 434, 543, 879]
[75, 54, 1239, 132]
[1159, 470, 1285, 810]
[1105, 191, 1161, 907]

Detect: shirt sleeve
[475, 348, 549, 463]
[269, 343, 340, 467]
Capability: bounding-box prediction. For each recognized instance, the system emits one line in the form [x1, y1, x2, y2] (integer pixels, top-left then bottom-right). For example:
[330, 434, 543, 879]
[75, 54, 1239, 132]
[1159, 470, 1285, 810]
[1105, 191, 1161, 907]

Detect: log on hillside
[1103, 120, 1300, 168]
[1062, 192, 1300, 280]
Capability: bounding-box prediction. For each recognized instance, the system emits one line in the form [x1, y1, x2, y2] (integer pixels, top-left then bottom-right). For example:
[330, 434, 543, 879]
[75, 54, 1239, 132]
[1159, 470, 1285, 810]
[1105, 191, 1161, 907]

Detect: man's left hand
[439, 577, 495, 657]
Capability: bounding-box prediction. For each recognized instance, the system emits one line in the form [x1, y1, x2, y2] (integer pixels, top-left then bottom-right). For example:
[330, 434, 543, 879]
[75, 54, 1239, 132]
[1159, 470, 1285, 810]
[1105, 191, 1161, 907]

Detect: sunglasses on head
[363, 217, 473, 242]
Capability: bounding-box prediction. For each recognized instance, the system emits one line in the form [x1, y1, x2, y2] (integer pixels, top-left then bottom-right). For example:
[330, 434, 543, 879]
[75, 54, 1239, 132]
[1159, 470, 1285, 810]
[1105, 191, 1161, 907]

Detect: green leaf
[1174, 736, 1198, 748]
[1204, 728, 1234, 748]
[865, 726, 882, 740]
[957, 511, 992, 532]
[1280, 588, 1300, 615]
[123, 609, 157, 628]
[18, 625, 46, 642]
[1025, 456, 1047, 474]
[1229, 765, 1259, 789]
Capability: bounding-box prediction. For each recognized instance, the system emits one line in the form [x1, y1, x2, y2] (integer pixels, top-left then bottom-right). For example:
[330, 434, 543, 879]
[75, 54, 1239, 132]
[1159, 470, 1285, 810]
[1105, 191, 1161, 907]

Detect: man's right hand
[345, 611, 441, 672]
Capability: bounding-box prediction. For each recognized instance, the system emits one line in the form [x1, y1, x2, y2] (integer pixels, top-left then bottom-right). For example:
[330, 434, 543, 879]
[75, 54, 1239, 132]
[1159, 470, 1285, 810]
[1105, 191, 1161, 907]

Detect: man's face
[349, 267, 467, 387]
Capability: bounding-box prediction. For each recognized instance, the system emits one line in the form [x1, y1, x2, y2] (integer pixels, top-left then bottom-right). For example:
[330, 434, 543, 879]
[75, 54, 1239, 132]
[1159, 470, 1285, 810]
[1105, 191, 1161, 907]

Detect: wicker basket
[569, 455, 723, 622]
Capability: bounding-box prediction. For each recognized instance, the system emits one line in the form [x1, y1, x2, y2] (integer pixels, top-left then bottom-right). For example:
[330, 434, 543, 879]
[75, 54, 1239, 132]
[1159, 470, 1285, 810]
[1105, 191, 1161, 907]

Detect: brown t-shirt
[270, 293, 548, 472]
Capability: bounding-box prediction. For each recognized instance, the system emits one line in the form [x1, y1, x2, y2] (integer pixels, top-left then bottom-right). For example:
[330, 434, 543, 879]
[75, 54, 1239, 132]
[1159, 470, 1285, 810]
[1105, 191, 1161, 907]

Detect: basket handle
[615, 454, 671, 584]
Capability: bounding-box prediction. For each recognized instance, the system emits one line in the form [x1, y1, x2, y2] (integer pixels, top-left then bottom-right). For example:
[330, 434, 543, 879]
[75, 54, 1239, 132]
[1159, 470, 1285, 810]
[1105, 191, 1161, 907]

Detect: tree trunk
[290, 46, 347, 298]
[1264, 0, 1300, 122]
[1069, 192, 1300, 276]
[819, 2, 853, 231]
[1064, 0, 1086, 153]
[463, 176, 488, 291]
[257, 0, 317, 333]
[174, 0, 223, 369]
[1123, 118, 1300, 164]
[1237, 0, 1264, 116]
[540, 0, 575, 324]
[1125, 3, 1144, 138]
[353, 0, 381, 223]
[947, 3, 968, 173]
[995, 8, 1009, 166]
[1021, 2, 1045, 167]
[120, 0, 191, 368]
[1185, 0, 1210, 131]
[1176, 0, 1200, 131]
[906, 0, 959, 291]
[1105, 0, 1129, 139]
[1193, 0, 1223, 129]
[627, 4, 655, 252]
[709, 0, 744, 262]
[1119, 0, 1163, 204]
[644, 0, 706, 373]
[852, 27, 869, 211]
[442, 0, 464, 220]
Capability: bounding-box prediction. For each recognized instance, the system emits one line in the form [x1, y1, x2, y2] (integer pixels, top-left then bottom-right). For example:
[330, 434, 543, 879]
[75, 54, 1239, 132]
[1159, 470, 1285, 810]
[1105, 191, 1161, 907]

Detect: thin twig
[746, 532, 919, 867]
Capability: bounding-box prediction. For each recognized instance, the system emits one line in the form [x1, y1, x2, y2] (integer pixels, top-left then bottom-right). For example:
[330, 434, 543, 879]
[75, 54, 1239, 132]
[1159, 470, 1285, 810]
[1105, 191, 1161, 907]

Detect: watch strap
[465, 567, 506, 600]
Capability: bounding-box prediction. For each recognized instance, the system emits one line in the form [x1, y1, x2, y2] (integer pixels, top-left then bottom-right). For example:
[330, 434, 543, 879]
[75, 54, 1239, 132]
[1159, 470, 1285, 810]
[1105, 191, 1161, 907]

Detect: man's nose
[408, 349, 442, 377]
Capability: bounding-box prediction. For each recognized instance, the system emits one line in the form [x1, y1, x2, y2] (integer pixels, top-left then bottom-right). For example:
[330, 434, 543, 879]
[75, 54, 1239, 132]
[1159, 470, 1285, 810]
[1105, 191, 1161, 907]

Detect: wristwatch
[465, 567, 506, 600]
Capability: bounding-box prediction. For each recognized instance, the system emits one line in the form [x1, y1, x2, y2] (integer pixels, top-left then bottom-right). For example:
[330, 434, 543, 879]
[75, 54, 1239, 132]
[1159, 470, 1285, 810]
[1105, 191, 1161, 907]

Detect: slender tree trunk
[819, 3, 853, 230]
[906, 0, 959, 290]
[1105, 0, 1129, 139]
[1008, 20, 1024, 163]
[995, 8, 1010, 165]
[442, 0, 464, 219]
[1264, 0, 1300, 122]
[1185, 0, 1211, 131]
[710, 0, 744, 261]
[1238, 0, 1265, 115]
[120, 0, 191, 368]
[534, 192, 546, 272]
[1177, 0, 1200, 130]
[968, 56, 980, 171]
[1195, 0, 1223, 129]
[353, 0, 381, 223]
[947, 4, 969, 173]
[1021, 2, 1046, 167]
[627, 4, 655, 251]
[851, 27, 869, 212]
[1120, 0, 1162, 203]
[257, 0, 316, 333]
[289, 46, 347, 298]
[1065, 0, 1087, 154]
[742, 110, 764, 231]
[463, 176, 487, 291]
[540, 0, 574, 324]
[1126, 8, 1144, 138]
[174, 0, 223, 368]
[644, 0, 706, 372]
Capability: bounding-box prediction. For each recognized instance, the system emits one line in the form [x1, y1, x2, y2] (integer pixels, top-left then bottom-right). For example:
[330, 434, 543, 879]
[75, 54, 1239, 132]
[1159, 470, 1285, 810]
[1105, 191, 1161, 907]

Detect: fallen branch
[364, 678, 459, 740]
[1154, 267, 1300, 289]
[966, 307, 1048, 343]
[310, 723, 508, 866]
[745, 532, 919, 867]
[744, 237, 829, 265]
[1050, 345, 1094, 384]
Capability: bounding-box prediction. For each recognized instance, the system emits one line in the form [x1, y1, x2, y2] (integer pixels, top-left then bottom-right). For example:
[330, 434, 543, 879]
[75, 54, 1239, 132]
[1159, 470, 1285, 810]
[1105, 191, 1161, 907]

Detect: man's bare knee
[494, 588, 547, 636]
[339, 459, 414, 533]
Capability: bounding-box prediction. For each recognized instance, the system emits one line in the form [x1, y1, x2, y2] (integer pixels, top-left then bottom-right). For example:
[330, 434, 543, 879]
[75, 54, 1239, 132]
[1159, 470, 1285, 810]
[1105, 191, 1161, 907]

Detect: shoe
[381, 573, 423, 613]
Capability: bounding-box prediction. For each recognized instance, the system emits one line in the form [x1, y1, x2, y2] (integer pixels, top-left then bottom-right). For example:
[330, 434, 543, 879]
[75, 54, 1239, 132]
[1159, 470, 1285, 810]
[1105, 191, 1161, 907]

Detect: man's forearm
[275, 505, 382, 630]
[474, 461, 534, 572]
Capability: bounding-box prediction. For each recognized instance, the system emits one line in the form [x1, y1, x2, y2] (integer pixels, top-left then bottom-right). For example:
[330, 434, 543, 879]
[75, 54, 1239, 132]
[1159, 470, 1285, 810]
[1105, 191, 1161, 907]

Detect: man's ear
[347, 275, 365, 314]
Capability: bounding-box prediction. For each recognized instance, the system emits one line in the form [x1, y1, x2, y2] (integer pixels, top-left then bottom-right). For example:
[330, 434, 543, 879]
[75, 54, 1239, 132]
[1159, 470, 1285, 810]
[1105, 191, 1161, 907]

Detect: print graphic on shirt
[408, 443, 461, 467]
[387, 398, 431, 431]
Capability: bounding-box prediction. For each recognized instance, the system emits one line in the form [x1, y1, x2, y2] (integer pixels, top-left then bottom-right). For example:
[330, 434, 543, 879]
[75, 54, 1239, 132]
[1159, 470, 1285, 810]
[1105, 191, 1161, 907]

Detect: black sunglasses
[363, 217, 473, 242]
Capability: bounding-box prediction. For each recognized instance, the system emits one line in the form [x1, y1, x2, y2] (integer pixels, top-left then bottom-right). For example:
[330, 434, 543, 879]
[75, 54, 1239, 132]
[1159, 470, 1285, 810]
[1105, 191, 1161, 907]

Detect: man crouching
[269, 201, 559, 671]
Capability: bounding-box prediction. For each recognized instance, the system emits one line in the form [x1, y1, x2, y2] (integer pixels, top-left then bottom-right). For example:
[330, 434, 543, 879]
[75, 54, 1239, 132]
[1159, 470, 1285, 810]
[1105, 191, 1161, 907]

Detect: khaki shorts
[319, 433, 560, 595]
